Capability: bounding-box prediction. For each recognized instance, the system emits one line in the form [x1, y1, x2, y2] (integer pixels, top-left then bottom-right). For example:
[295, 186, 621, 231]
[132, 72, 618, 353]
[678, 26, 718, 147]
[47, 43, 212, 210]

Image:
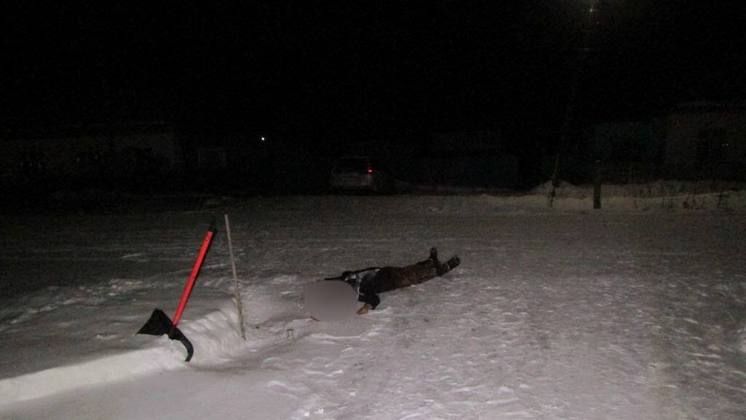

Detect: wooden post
[593, 160, 602, 209]
[224, 214, 247, 340]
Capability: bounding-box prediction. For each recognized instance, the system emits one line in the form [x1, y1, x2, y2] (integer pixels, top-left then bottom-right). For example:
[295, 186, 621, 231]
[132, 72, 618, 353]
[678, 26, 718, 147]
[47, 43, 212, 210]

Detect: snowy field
[1, 187, 746, 419]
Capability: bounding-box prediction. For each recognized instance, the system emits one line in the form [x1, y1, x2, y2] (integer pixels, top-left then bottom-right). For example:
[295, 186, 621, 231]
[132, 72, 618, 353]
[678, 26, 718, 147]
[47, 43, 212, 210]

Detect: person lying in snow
[325, 248, 460, 314]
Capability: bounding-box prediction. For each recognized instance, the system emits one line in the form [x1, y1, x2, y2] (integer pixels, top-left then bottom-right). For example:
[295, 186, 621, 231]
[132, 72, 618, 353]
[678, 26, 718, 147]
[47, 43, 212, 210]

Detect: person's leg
[413, 247, 439, 266]
[385, 249, 460, 289]
[357, 250, 460, 313]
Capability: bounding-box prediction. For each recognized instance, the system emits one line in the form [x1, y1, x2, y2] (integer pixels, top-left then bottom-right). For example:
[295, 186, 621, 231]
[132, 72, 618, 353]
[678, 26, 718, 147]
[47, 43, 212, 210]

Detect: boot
[437, 256, 460, 276]
[429, 247, 439, 263]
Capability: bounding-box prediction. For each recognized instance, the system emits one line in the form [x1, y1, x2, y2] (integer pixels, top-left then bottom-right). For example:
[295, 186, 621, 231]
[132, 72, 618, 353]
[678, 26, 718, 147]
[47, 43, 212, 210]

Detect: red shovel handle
[171, 225, 216, 326]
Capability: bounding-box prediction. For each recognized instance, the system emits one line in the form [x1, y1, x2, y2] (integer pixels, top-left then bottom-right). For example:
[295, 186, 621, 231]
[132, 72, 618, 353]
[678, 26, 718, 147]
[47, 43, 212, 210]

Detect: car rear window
[335, 159, 369, 173]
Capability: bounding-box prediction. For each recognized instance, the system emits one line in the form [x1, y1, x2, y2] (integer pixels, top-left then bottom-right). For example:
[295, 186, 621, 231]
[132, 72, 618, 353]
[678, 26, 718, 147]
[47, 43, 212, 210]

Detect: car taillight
[367, 165, 374, 174]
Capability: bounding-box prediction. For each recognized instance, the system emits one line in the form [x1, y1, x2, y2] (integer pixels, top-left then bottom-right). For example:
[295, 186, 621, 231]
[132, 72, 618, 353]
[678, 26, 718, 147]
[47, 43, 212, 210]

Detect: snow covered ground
[1, 185, 745, 419]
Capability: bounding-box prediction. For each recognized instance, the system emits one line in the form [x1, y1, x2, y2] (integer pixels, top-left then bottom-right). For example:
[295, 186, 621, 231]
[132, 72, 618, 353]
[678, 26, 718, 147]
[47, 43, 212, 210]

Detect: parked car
[329, 156, 394, 193]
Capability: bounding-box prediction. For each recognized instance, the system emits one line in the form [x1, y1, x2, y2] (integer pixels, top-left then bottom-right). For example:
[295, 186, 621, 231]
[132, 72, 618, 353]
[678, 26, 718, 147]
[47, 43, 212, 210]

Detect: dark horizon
[3, 1, 746, 150]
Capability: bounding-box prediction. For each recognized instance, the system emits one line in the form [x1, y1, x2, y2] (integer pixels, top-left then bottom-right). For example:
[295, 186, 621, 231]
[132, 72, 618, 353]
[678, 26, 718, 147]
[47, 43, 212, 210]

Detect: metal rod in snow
[593, 160, 602, 209]
[224, 214, 247, 340]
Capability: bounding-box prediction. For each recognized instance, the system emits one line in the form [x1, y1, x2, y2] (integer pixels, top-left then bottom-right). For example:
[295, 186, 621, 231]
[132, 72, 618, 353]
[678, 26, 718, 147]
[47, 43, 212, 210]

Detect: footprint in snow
[121, 253, 149, 262]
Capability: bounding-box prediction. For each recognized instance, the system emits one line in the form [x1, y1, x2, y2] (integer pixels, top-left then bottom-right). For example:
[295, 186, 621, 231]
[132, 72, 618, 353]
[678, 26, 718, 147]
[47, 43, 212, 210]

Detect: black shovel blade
[137, 308, 194, 362]
[137, 308, 173, 336]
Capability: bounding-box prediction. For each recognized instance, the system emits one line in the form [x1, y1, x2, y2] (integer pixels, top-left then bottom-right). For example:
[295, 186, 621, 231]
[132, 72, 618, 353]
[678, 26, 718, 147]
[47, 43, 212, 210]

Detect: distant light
[260, 136, 266, 142]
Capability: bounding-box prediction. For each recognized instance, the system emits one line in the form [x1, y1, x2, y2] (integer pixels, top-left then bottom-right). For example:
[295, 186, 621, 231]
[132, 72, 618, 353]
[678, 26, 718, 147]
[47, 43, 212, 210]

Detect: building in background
[588, 120, 665, 183]
[419, 130, 518, 189]
[586, 102, 746, 183]
[663, 102, 746, 180]
[1, 122, 181, 192]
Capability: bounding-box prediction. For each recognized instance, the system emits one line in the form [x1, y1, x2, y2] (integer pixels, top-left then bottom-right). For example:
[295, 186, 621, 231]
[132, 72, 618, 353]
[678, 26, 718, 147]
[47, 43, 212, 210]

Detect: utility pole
[548, 0, 603, 207]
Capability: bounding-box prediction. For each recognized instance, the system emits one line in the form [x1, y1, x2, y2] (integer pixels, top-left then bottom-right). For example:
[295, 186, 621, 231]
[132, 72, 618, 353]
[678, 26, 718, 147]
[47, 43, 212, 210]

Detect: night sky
[3, 1, 746, 148]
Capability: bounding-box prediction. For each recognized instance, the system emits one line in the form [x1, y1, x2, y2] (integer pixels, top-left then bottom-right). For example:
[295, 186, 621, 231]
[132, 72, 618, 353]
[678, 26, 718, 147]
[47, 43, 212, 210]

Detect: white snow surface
[1, 185, 746, 419]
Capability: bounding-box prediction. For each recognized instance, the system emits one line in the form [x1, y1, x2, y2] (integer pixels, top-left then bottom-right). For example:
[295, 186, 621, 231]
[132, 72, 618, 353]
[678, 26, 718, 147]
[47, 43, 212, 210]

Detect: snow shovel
[137, 223, 216, 362]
